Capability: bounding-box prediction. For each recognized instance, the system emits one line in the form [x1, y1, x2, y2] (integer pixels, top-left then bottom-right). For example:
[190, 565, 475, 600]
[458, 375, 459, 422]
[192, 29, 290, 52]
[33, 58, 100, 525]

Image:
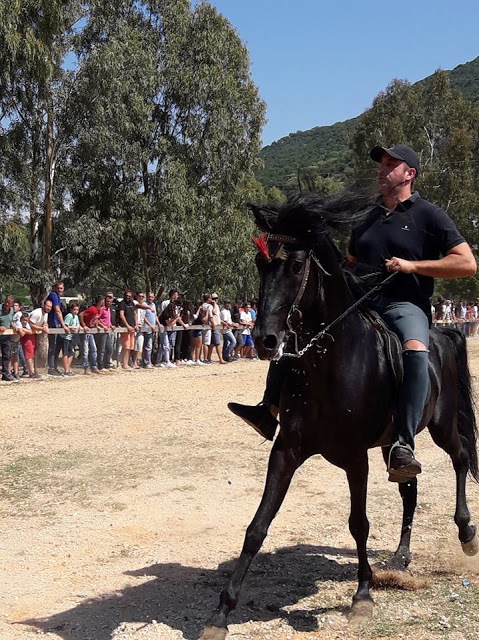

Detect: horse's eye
[291, 261, 303, 275]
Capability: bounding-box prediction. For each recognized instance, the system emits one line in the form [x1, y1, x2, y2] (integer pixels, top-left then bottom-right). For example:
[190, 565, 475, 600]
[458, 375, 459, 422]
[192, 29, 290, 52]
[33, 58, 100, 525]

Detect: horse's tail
[441, 328, 479, 482]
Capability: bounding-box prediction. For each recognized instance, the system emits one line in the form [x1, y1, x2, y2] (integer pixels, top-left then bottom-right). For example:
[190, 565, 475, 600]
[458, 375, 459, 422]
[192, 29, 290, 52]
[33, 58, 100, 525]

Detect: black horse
[199, 193, 479, 640]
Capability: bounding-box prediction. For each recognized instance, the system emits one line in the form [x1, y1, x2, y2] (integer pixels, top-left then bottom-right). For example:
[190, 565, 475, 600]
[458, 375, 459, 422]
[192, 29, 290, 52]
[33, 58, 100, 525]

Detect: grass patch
[0, 448, 158, 517]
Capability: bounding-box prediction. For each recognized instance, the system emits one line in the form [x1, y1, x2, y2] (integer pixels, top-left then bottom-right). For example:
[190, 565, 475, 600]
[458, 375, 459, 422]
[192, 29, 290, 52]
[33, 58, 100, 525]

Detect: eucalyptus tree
[0, 1, 85, 304]
[65, 0, 266, 297]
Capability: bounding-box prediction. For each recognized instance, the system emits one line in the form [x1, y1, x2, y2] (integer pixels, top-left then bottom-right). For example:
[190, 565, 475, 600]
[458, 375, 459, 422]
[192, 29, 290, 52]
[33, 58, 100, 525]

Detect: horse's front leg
[381, 446, 417, 569]
[346, 453, 374, 621]
[199, 438, 301, 640]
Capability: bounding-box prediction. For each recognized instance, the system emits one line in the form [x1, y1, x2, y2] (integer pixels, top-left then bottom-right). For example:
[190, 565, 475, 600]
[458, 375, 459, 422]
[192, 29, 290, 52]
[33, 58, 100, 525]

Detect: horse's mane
[252, 187, 377, 244]
[251, 187, 385, 299]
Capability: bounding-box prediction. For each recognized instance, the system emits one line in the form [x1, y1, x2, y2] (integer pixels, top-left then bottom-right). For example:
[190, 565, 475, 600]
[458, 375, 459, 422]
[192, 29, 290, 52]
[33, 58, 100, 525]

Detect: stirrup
[387, 441, 421, 483]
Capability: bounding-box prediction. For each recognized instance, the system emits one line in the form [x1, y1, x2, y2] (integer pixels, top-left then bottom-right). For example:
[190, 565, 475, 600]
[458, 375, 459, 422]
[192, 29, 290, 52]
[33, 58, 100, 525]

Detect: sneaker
[64, 370, 76, 377]
[13, 373, 21, 380]
[155, 363, 165, 368]
[185, 360, 195, 366]
[21, 370, 29, 378]
[2, 374, 15, 382]
[227, 402, 278, 441]
[144, 363, 154, 369]
[29, 372, 42, 379]
[48, 368, 63, 377]
[387, 443, 422, 483]
[203, 360, 212, 365]
[165, 362, 176, 369]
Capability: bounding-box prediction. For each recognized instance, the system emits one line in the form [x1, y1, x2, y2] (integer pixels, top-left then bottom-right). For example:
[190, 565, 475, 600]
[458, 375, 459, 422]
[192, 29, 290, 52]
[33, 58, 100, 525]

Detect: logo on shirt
[401, 225, 410, 231]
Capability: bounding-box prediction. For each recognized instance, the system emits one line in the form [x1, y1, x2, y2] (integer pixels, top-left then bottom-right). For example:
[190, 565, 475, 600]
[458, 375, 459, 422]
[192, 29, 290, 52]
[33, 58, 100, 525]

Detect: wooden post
[34, 333, 48, 372]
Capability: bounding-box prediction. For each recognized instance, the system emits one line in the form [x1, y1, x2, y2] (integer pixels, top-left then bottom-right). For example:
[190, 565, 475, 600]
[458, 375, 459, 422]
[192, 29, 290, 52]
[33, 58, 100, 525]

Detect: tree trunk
[44, 104, 55, 274]
[30, 121, 45, 308]
[34, 333, 49, 372]
[140, 164, 152, 292]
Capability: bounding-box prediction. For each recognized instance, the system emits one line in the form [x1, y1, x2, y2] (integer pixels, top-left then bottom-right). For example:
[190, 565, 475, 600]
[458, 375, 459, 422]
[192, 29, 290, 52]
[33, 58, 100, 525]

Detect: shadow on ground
[20, 543, 388, 640]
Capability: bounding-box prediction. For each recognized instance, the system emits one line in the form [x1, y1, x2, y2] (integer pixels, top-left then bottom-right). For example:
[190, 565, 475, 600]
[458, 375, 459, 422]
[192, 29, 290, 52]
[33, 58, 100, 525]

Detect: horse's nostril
[263, 335, 278, 350]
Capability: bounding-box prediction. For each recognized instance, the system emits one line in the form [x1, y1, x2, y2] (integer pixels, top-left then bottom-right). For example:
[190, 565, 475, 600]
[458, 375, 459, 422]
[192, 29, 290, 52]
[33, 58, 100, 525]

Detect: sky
[201, 0, 479, 146]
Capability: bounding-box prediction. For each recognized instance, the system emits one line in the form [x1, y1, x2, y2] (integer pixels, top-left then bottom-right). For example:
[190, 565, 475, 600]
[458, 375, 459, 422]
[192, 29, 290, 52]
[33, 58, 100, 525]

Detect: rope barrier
[0, 324, 225, 336]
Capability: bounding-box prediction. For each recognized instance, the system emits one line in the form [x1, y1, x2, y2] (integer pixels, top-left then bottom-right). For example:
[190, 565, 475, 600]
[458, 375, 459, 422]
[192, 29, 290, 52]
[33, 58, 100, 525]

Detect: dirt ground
[1, 344, 479, 640]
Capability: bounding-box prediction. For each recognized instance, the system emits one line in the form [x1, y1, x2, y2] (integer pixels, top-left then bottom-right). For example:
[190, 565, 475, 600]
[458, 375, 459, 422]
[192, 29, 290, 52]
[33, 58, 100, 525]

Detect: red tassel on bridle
[251, 233, 270, 260]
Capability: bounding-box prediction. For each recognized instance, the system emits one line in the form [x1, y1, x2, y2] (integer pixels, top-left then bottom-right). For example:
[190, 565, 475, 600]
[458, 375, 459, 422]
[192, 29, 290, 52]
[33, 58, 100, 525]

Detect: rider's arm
[386, 243, 477, 278]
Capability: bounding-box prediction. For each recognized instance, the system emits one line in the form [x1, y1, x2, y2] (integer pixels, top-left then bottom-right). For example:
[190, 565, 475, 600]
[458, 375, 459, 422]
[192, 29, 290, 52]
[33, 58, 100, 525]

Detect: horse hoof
[348, 599, 373, 624]
[462, 533, 479, 557]
[198, 624, 228, 640]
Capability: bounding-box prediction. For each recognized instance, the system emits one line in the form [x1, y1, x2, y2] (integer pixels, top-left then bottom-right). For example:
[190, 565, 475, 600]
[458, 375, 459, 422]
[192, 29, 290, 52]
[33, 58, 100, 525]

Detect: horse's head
[250, 201, 332, 360]
[249, 191, 374, 360]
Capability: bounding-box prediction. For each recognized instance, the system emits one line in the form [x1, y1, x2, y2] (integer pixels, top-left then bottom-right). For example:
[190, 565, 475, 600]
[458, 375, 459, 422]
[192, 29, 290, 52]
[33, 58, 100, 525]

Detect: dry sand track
[1, 346, 479, 639]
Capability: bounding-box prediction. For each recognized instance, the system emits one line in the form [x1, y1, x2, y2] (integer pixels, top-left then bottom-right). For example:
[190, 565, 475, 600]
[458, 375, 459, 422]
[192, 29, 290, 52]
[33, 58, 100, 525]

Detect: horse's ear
[247, 203, 278, 232]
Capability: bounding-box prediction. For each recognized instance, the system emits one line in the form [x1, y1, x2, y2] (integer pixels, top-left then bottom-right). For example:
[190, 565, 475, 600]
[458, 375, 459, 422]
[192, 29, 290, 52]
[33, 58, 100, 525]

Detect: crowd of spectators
[4, 284, 477, 383]
[432, 297, 479, 336]
[0, 282, 260, 382]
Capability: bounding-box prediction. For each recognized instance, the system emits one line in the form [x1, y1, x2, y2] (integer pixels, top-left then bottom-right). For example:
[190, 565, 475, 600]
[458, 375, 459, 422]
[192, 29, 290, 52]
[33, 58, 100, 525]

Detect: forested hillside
[257, 56, 479, 190]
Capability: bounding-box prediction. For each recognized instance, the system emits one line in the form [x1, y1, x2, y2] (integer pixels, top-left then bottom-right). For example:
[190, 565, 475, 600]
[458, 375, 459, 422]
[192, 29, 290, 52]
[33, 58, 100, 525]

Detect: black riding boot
[388, 349, 429, 482]
[228, 358, 286, 440]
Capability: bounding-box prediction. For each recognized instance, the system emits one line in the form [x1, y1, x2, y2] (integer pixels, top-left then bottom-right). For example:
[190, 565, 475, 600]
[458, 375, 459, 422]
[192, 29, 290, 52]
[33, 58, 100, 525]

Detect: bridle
[252, 232, 332, 354]
[285, 249, 331, 354]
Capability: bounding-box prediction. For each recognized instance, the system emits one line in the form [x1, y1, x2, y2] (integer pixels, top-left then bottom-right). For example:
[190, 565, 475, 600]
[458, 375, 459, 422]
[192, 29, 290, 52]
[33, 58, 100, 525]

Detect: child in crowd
[62, 302, 80, 376]
[10, 300, 24, 379]
[16, 312, 41, 379]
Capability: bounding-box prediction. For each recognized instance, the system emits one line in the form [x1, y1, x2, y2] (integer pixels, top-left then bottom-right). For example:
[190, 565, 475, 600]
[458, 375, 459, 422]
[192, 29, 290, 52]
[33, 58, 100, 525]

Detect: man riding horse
[229, 144, 476, 482]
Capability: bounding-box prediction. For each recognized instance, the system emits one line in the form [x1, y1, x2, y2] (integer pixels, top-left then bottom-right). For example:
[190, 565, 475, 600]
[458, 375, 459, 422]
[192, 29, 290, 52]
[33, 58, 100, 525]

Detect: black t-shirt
[348, 192, 465, 309]
[118, 299, 135, 327]
[231, 305, 241, 323]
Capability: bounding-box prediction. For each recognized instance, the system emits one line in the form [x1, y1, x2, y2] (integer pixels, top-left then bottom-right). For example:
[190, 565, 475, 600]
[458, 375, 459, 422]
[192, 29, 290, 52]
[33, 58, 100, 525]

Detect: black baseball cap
[370, 144, 420, 177]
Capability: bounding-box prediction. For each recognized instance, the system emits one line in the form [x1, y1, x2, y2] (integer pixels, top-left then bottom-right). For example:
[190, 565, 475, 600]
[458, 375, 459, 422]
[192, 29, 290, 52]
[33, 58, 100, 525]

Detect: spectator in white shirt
[220, 300, 238, 362]
[240, 302, 255, 359]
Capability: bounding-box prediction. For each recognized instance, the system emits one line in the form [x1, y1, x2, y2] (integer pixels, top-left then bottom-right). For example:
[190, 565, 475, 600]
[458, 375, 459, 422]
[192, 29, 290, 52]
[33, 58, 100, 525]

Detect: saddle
[362, 308, 403, 387]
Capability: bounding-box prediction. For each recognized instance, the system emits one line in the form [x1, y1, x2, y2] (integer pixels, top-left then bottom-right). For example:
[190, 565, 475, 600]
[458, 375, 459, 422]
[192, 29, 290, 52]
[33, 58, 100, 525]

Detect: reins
[283, 269, 398, 359]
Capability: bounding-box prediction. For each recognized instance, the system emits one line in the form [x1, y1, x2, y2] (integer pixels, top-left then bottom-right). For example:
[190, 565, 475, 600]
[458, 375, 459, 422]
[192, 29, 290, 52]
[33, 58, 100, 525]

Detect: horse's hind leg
[381, 446, 417, 569]
[346, 454, 374, 621]
[429, 422, 477, 555]
[199, 439, 301, 640]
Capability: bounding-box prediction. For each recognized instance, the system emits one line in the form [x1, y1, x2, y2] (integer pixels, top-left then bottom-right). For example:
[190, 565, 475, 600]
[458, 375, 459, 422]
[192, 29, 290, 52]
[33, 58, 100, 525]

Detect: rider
[228, 144, 477, 482]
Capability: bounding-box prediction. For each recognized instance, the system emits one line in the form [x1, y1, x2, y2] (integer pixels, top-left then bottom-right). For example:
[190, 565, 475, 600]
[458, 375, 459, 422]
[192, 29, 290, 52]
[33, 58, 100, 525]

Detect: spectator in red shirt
[96, 291, 114, 370]
[79, 295, 107, 375]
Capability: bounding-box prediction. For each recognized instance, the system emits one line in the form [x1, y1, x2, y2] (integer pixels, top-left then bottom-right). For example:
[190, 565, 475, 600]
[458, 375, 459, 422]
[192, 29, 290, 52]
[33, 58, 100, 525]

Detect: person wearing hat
[228, 144, 476, 482]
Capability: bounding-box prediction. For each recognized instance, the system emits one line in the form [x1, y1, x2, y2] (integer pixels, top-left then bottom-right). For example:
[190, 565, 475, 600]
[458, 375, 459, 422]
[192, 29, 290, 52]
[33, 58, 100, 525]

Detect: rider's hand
[385, 257, 416, 275]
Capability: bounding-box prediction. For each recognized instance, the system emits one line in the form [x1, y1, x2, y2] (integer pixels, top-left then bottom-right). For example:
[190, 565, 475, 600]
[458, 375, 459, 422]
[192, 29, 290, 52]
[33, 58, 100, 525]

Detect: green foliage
[0, 0, 85, 304]
[257, 56, 479, 192]
[257, 118, 357, 191]
[0, 1, 265, 302]
[266, 187, 286, 207]
[0, 215, 29, 278]
[435, 274, 479, 302]
[56, 0, 265, 299]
